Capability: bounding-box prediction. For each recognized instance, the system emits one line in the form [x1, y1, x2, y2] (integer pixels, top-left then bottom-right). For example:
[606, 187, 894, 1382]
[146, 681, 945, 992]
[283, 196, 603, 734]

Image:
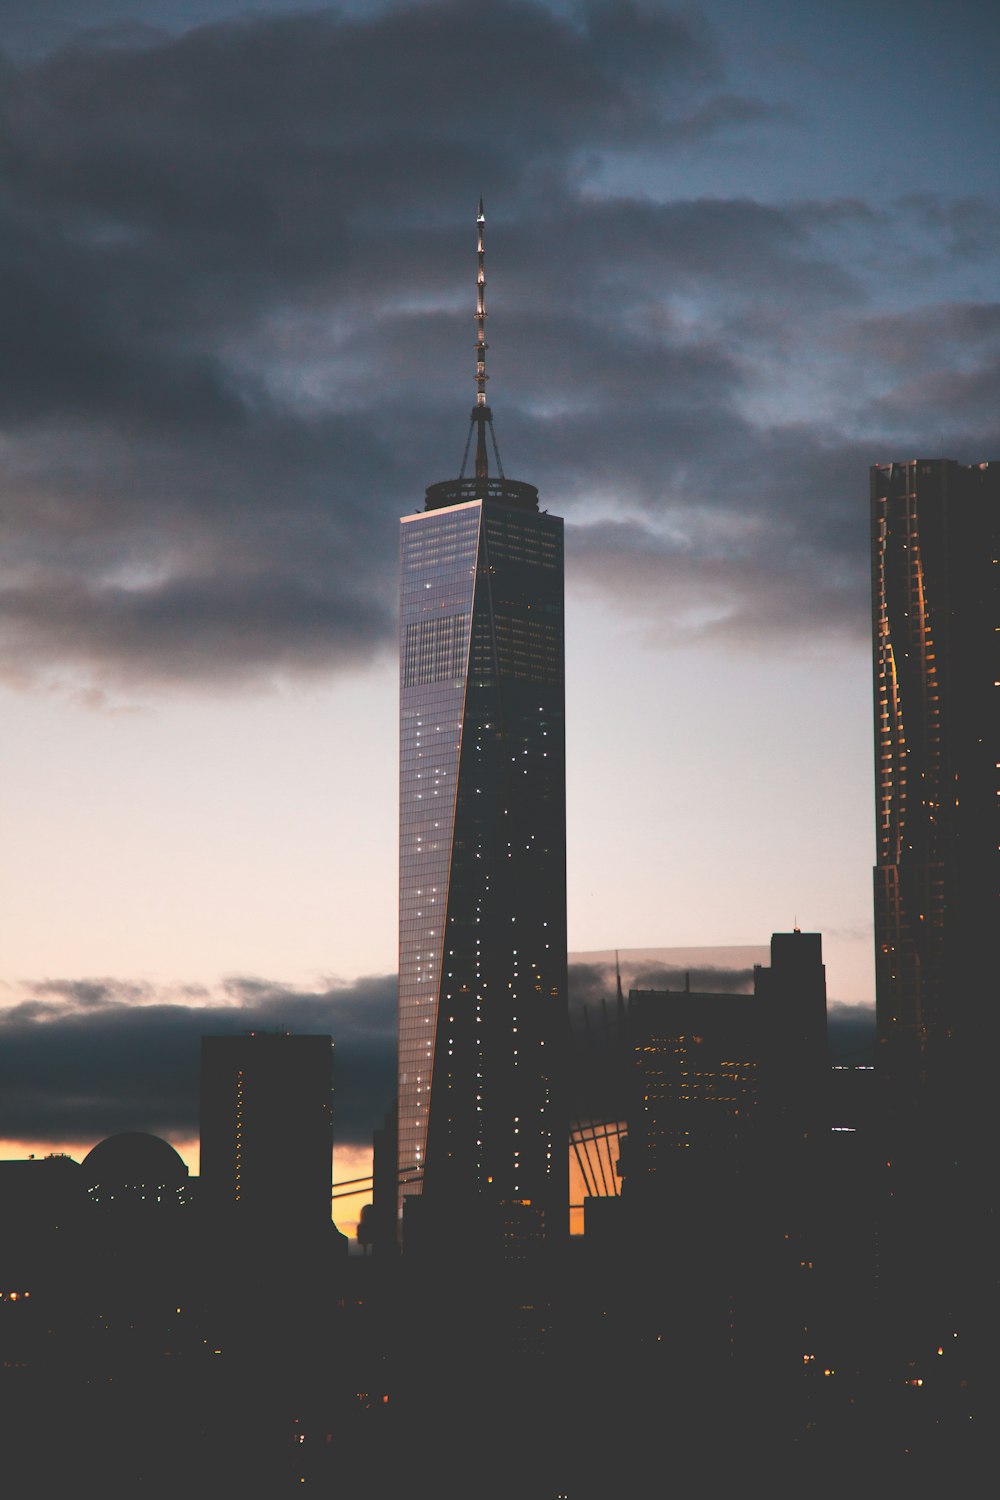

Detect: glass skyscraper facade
[397, 473, 567, 1252]
[870, 458, 997, 1147]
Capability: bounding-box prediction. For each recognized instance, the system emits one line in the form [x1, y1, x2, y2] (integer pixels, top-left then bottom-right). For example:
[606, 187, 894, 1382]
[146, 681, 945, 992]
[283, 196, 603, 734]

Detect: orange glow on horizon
[0, 1136, 374, 1244]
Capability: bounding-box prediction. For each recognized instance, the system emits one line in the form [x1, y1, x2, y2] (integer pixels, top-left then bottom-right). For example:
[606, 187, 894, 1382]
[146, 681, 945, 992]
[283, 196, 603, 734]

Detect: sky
[0, 0, 996, 1235]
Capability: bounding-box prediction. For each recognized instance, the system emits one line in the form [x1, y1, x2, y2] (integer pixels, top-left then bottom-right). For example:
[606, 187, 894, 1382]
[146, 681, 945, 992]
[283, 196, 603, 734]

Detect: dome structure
[81, 1132, 189, 1205]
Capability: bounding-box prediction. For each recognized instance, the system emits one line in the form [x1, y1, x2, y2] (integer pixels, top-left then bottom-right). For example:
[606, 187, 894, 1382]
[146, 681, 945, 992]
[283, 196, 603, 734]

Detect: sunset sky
[1, 0, 996, 1237]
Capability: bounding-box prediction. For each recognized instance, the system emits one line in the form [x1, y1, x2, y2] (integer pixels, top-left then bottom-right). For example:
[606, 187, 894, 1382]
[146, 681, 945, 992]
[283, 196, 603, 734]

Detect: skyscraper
[870, 458, 997, 1150]
[397, 203, 567, 1254]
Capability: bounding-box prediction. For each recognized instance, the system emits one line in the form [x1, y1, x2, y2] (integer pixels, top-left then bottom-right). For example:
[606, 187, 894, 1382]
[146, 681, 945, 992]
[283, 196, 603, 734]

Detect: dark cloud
[846, 301, 1000, 367]
[826, 1001, 876, 1066]
[568, 510, 869, 650]
[896, 193, 1000, 263]
[568, 957, 757, 1015]
[0, 973, 398, 1149]
[834, 301, 1000, 446]
[629, 962, 756, 992]
[0, 960, 875, 1158]
[0, 2, 994, 694]
[566, 961, 619, 1015]
[0, 963, 874, 1153]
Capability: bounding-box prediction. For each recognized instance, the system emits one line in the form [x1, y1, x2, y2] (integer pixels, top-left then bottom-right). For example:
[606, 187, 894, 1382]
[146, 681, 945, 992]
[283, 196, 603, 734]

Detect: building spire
[475, 199, 488, 406]
[458, 197, 505, 483]
[474, 196, 490, 479]
[431, 201, 539, 510]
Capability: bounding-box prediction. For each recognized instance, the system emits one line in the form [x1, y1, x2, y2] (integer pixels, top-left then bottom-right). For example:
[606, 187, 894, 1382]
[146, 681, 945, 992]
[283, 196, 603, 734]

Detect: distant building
[0, 1153, 85, 1289]
[77, 1133, 197, 1341]
[621, 929, 829, 1200]
[0, 1152, 83, 1221]
[870, 458, 998, 1153]
[610, 931, 830, 1384]
[624, 985, 765, 1183]
[754, 928, 829, 1144]
[81, 1131, 190, 1209]
[200, 1032, 334, 1234]
[362, 1102, 398, 1257]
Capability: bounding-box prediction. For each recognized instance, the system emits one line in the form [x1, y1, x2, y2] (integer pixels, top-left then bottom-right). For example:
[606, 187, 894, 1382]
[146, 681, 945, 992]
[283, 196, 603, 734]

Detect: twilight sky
[1, 1, 996, 1225]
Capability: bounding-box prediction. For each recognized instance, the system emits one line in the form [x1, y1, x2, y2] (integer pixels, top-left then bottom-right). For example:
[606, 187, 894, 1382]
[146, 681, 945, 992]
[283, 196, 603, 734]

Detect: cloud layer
[0, 973, 398, 1148]
[0, 959, 873, 1153]
[2, 1, 996, 697]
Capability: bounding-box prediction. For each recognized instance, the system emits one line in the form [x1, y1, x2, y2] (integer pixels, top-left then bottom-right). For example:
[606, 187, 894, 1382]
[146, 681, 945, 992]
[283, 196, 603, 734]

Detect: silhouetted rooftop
[81, 1131, 188, 1189]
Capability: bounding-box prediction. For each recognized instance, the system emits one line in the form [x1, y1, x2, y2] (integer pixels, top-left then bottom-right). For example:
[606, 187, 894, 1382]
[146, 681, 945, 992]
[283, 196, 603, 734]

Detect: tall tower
[397, 203, 567, 1255]
[870, 458, 997, 1154]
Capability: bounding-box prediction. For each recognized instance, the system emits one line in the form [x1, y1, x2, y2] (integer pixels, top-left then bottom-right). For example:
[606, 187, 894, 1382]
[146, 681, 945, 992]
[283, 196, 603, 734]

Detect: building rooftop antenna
[460, 197, 505, 482]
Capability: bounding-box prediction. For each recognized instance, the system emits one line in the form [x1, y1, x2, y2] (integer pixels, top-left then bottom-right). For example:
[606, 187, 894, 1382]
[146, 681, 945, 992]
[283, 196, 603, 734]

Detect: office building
[614, 932, 829, 1386]
[621, 929, 828, 1197]
[754, 928, 829, 1144]
[200, 1031, 334, 1231]
[870, 459, 997, 1148]
[396, 203, 567, 1253]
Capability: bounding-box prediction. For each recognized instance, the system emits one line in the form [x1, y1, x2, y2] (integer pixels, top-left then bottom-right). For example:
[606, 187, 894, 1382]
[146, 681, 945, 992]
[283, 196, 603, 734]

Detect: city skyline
[1, 1, 996, 1235]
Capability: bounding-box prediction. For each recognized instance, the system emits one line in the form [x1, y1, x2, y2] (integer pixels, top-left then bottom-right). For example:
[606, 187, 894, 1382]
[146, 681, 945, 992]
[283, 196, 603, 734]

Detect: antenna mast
[461, 198, 504, 481]
[475, 196, 489, 480]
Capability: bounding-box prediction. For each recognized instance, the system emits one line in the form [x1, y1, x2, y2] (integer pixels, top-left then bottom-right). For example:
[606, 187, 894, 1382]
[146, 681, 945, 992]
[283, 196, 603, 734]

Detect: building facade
[622, 929, 829, 1198]
[200, 1031, 334, 1231]
[609, 932, 829, 1385]
[870, 459, 997, 1148]
[396, 206, 567, 1254]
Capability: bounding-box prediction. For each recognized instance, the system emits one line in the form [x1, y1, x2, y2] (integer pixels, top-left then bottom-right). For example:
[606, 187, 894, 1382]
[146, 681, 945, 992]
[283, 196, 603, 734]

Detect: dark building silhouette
[0, 1137, 217, 1495]
[0, 1150, 83, 1226]
[200, 1031, 334, 1234]
[868, 459, 998, 1458]
[616, 929, 828, 1204]
[76, 1131, 198, 1348]
[361, 1101, 398, 1257]
[623, 984, 766, 1180]
[553, 934, 841, 1476]
[754, 928, 830, 1143]
[0, 1153, 85, 1306]
[81, 1129, 191, 1207]
[563, 937, 829, 1226]
[396, 203, 567, 1256]
[870, 458, 998, 1151]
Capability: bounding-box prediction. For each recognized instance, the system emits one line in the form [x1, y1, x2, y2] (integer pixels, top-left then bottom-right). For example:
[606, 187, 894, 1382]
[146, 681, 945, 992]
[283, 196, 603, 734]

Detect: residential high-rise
[870, 458, 997, 1151]
[397, 203, 567, 1255]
